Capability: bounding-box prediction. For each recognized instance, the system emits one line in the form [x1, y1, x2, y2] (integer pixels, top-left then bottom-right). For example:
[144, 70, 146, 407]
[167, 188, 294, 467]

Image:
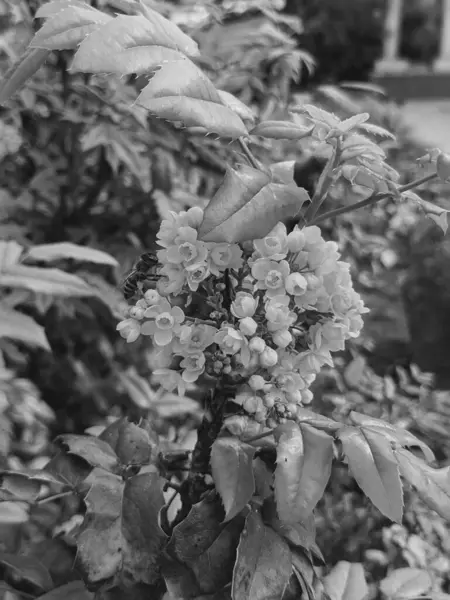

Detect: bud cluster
[117, 207, 369, 427]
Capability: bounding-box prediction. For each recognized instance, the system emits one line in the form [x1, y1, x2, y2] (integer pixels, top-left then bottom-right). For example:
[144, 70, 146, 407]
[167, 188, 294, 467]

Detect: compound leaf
[232, 511, 291, 600]
[394, 448, 450, 521]
[211, 437, 255, 522]
[339, 426, 403, 523]
[76, 469, 166, 585]
[274, 422, 333, 524]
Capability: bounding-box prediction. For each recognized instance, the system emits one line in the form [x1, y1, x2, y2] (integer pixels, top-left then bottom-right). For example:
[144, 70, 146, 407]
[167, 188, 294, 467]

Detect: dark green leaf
[348, 412, 434, 463]
[167, 493, 224, 563]
[324, 561, 368, 600]
[161, 554, 202, 599]
[36, 580, 93, 600]
[339, 426, 403, 523]
[0, 265, 93, 297]
[291, 548, 316, 600]
[0, 553, 53, 592]
[262, 497, 317, 554]
[275, 423, 333, 524]
[253, 458, 273, 501]
[0, 471, 64, 503]
[76, 469, 167, 585]
[394, 448, 450, 521]
[380, 568, 432, 600]
[32, 3, 112, 50]
[0, 48, 50, 105]
[232, 511, 291, 600]
[45, 451, 93, 489]
[0, 308, 51, 351]
[198, 165, 308, 243]
[137, 60, 247, 139]
[211, 437, 255, 522]
[99, 418, 158, 467]
[56, 435, 119, 473]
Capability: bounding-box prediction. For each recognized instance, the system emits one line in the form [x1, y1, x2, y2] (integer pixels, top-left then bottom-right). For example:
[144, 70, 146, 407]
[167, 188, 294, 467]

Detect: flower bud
[144, 289, 161, 305]
[302, 389, 314, 405]
[129, 306, 145, 320]
[271, 329, 292, 348]
[249, 374, 266, 391]
[136, 299, 148, 309]
[254, 410, 267, 424]
[260, 347, 278, 368]
[286, 390, 303, 404]
[285, 273, 308, 296]
[243, 395, 259, 414]
[223, 365, 232, 375]
[249, 336, 266, 353]
[287, 230, 305, 252]
[239, 317, 258, 336]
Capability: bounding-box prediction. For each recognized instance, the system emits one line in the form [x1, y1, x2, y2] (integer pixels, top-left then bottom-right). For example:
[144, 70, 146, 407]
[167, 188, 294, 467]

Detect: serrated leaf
[56, 435, 119, 473]
[45, 451, 92, 489]
[36, 0, 91, 18]
[394, 448, 450, 521]
[339, 426, 403, 522]
[211, 437, 255, 522]
[137, 59, 247, 139]
[0, 470, 63, 503]
[0, 265, 93, 296]
[71, 11, 198, 75]
[291, 104, 340, 127]
[262, 497, 317, 553]
[0, 554, 53, 592]
[232, 510, 291, 600]
[348, 412, 434, 463]
[0, 48, 50, 105]
[35, 580, 93, 600]
[217, 90, 255, 125]
[31, 4, 112, 50]
[269, 161, 296, 185]
[198, 165, 308, 243]
[99, 418, 158, 467]
[337, 113, 370, 134]
[76, 469, 166, 585]
[402, 191, 449, 234]
[274, 422, 333, 524]
[380, 568, 432, 600]
[167, 493, 224, 563]
[25, 243, 118, 267]
[358, 123, 395, 140]
[324, 561, 368, 600]
[250, 120, 314, 140]
[0, 307, 51, 351]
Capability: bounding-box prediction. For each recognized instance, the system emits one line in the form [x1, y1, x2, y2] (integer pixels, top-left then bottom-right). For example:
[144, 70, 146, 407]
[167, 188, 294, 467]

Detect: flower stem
[310, 172, 439, 226]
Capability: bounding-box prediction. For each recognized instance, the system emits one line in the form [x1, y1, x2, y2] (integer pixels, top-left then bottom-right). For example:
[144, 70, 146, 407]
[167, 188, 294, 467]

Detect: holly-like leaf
[250, 120, 314, 140]
[76, 469, 166, 585]
[394, 448, 450, 521]
[232, 511, 291, 600]
[0, 553, 53, 592]
[262, 497, 318, 556]
[31, 2, 112, 50]
[167, 493, 224, 563]
[198, 165, 308, 243]
[25, 243, 118, 267]
[0, 471, 64, 503]
[45, 451, 93, 489]
[348, 412, 434, 463]
[358, 123, 395, 140]
[211, 437, 256, 522]
[137, 59, 247, 139]
[99, 418, 159, 467]
[379, 568, 432, 600]
[35, 580, 93, 600]
[337, 113, 370, 134]
[402, 190, 449, 235]
[217, 90, 255, 126]
[291, 104, 340, 128]
[0, 48, 50, 105]
[0, 307, 51, 351]
[294, 407, 343, 433]
[274, 422, 333, 524]
[269, 161, 296, 185]
[71, 8, 198, 74]
[324, 561, 368, 600]
[56, 435, 119, 473]
[339, 426, 403, 522]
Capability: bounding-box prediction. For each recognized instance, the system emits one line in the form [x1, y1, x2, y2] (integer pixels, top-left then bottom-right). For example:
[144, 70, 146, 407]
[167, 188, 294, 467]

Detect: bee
[121, 252, 160, 301]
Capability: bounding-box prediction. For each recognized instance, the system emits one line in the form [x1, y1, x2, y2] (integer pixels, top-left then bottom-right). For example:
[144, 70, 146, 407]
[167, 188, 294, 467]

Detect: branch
[310, 172, 439, 226]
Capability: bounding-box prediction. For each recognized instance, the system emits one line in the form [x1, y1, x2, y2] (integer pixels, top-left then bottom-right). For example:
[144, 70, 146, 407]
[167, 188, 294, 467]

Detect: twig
[237, 138, 261, 170]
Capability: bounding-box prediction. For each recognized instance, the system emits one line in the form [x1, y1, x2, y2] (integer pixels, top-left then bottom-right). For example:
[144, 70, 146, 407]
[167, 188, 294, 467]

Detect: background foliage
[1, 1, 450, 600]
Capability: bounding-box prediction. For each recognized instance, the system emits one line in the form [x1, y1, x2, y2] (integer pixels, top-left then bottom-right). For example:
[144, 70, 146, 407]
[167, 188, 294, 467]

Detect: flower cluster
[117, 207, 369, 427]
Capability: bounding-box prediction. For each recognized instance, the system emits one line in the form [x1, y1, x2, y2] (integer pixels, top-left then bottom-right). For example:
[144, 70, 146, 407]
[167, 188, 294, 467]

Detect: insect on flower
[121, 252, 160, 301]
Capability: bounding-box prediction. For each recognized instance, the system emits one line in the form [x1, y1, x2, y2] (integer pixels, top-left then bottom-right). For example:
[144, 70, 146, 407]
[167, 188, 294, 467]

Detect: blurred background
[1, 0, 450, 596]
